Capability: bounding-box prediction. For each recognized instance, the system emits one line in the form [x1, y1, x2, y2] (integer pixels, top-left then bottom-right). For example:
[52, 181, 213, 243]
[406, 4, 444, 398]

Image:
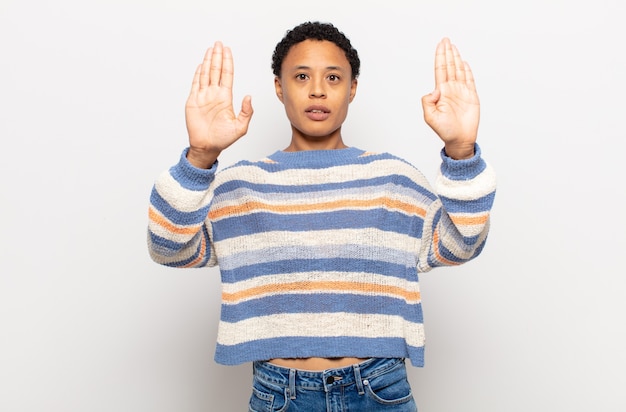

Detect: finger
[452, 44, 465, 82]
[209, 41, 224, 86]
[421, 89, 440, 111]
[421, 90, 441, 126]
[220, 46, 234, 90]
[464, 61, 477, 92]
[444, 38, 456, 81]
[434, 39, 447, 87]
[199, 47, 213, 89]
[236, 95, 254, 135]
[190, 64, 201, 93]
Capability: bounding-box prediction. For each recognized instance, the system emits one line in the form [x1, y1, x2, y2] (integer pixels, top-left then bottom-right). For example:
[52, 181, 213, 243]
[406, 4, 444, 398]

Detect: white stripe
[449, 211, 490, 237]
[438, 215, 490, 257]
[215, 228, 419, 260]
[154, 171, 213, 213]
[216, 313, 425, 348]
[211, 187, 432, 215]
[213, 158, 430, 188]
[435, 162, 496, 200]
[148, 207, 202, 241]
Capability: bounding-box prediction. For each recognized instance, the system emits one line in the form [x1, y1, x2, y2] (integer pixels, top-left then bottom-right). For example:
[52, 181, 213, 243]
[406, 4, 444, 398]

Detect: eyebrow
[292, 65, 346, 72]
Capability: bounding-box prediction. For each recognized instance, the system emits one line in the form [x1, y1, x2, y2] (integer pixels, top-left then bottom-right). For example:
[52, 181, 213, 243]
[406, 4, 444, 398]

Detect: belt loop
[353, 364, 365, 395]
[289, 368, 297, 400]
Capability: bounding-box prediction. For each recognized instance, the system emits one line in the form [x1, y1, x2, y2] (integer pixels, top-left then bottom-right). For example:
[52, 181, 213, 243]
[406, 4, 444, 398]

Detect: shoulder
[211, 156, 278, 187]
[357, 150, 425, 176]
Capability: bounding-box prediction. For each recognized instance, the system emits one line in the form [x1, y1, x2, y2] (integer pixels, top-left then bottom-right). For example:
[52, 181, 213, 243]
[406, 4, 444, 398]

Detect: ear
[274, 76, 284, 102]
[349, 78, 358, 102]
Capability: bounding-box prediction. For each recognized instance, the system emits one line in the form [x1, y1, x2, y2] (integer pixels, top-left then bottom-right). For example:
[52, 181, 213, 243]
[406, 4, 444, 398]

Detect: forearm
[147, 148, 217, 267]
[419, 144, 496, 270]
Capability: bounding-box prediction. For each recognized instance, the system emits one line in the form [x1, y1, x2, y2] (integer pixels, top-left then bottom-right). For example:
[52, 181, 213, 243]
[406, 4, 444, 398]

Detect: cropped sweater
[147, 145, 496, 366]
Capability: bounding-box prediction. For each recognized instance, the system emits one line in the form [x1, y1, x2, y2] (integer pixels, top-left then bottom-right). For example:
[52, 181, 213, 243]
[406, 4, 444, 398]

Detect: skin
[182, 36, 481, 369]
[184, 42, 253, 169]
[422, 38, 479, 160]
[274, 39, 357, 152]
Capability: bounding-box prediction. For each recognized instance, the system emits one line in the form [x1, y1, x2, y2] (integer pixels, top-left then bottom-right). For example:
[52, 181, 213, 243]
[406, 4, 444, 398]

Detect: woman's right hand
[185, 41, 253, 168]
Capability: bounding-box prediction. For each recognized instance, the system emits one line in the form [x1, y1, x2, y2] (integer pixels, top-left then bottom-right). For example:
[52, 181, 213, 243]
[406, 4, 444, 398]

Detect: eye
[296, 73, 308, 81]
[328, 74, 340, 82]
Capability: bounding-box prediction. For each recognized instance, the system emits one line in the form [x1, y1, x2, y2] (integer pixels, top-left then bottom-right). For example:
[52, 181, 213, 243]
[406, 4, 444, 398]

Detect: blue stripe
[213, 175, 437, 201]
[148, 231, 211, 267]
[439, 191, 496, 213]
[213, 181, 436, 208]
[219, 258, 413, 283]
[168, 149, 217, 191]
[215, 336, 411, 366]
[228, 149, 400, 172]
[162, 227, 211, 267]
[439, 143, 487, 180]
[218, 244, 415, 271]
[148, 231, 186, 255]
[212, 210, 423, 242]
[434, 241, 468, 264]
[150, 189, 210, 226]
[220, 294, 423, 323]
[406, 345, 425, 367]
[460, 233, 482, 245]
[427, 236, 486, 267]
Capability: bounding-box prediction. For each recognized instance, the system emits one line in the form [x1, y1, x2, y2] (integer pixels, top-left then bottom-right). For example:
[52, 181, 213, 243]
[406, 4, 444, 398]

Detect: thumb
[421, 89, 440, 110]
[421, 89, 440, 123]
[236, 95, 254, 133]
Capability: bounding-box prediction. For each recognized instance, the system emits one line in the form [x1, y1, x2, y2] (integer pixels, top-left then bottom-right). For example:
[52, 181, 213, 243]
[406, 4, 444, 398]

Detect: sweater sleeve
[417, 144, 496, 272]
[147, 148, 218, 268]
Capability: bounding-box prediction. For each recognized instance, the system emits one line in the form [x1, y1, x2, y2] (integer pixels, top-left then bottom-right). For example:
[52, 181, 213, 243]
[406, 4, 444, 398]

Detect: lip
[305, 105, 331, 121]
[305, 105, 330, 113]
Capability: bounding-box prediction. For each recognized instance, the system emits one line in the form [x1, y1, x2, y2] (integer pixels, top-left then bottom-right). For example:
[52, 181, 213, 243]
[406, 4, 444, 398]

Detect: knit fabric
[147, 145, 496, 366]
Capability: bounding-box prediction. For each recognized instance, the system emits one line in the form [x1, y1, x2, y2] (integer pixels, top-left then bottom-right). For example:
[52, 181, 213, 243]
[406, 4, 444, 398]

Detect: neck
[283, 130, 347, 152]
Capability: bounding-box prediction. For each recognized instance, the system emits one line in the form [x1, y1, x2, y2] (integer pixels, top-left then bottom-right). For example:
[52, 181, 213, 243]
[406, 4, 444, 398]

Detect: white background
[1, 0, 625, 410]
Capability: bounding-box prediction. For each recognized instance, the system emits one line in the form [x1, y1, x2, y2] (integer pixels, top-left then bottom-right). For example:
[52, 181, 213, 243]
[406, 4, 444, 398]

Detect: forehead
[282, 39, 349, 70]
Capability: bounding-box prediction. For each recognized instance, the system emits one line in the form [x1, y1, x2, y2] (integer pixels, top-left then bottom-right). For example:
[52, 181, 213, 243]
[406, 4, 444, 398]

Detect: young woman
[148, 21, 496, 411]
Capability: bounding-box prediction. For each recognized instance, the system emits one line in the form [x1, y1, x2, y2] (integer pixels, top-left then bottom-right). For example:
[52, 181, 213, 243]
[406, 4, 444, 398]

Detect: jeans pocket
[363, 363, 415, 406]
[248, 377, 289, 412]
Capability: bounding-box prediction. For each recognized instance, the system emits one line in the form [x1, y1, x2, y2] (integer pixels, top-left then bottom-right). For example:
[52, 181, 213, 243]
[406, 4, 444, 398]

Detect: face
[275, 39, 358, 147]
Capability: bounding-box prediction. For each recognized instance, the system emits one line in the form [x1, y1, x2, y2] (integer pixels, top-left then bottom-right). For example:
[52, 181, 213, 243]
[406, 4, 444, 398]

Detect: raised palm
[422, 38, 480, 160]
[185, 42, 253, 168]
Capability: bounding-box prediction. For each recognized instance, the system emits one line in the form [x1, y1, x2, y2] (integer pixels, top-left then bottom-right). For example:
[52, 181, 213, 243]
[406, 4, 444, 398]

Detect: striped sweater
[147, 145, 496, 366]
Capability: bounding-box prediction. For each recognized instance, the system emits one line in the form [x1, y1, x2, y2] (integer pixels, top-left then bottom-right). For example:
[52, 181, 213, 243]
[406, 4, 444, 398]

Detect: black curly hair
[271, 21, 360, 79]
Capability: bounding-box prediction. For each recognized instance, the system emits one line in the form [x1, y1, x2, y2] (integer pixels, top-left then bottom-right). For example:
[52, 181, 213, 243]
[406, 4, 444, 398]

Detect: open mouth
[306, 106, 330, 114]
[305, 105, 331, 120]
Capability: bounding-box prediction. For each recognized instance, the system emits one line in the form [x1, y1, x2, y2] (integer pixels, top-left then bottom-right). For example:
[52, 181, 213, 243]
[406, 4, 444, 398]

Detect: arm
[147, 150, 217, 268]
[417, 39, 496, 271]
[416, 145, 496, 272]
[421, 38, 479, 160]
[185, 41, 253, 168]
[147, 42, 253, 267]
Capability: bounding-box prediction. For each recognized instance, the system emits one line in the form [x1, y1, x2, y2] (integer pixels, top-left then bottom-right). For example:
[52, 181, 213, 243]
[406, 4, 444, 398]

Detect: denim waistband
[252, 358, 405, 394]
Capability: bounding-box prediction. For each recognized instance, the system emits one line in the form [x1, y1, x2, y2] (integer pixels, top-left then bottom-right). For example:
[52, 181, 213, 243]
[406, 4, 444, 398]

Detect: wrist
[186, 147, 220, 169]
[443, 143, 475, 160]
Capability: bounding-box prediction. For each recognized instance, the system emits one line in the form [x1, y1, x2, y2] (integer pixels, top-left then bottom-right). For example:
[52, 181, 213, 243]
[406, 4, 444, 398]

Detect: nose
[309, 78, 326, 98]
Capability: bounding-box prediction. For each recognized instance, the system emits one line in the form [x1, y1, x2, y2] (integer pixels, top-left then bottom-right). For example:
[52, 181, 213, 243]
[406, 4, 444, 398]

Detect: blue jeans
[248, 358, 417, 412]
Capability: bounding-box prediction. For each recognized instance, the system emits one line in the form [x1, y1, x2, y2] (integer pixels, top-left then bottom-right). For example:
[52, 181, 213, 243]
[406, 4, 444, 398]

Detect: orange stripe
[182, 231, 207, 268]
[432, 228, 460, 266]
[149, 207, 202, 235]
[209, 198, 426, 220]
[449, 214, 489, 225]
[223, 281, 420, 303]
